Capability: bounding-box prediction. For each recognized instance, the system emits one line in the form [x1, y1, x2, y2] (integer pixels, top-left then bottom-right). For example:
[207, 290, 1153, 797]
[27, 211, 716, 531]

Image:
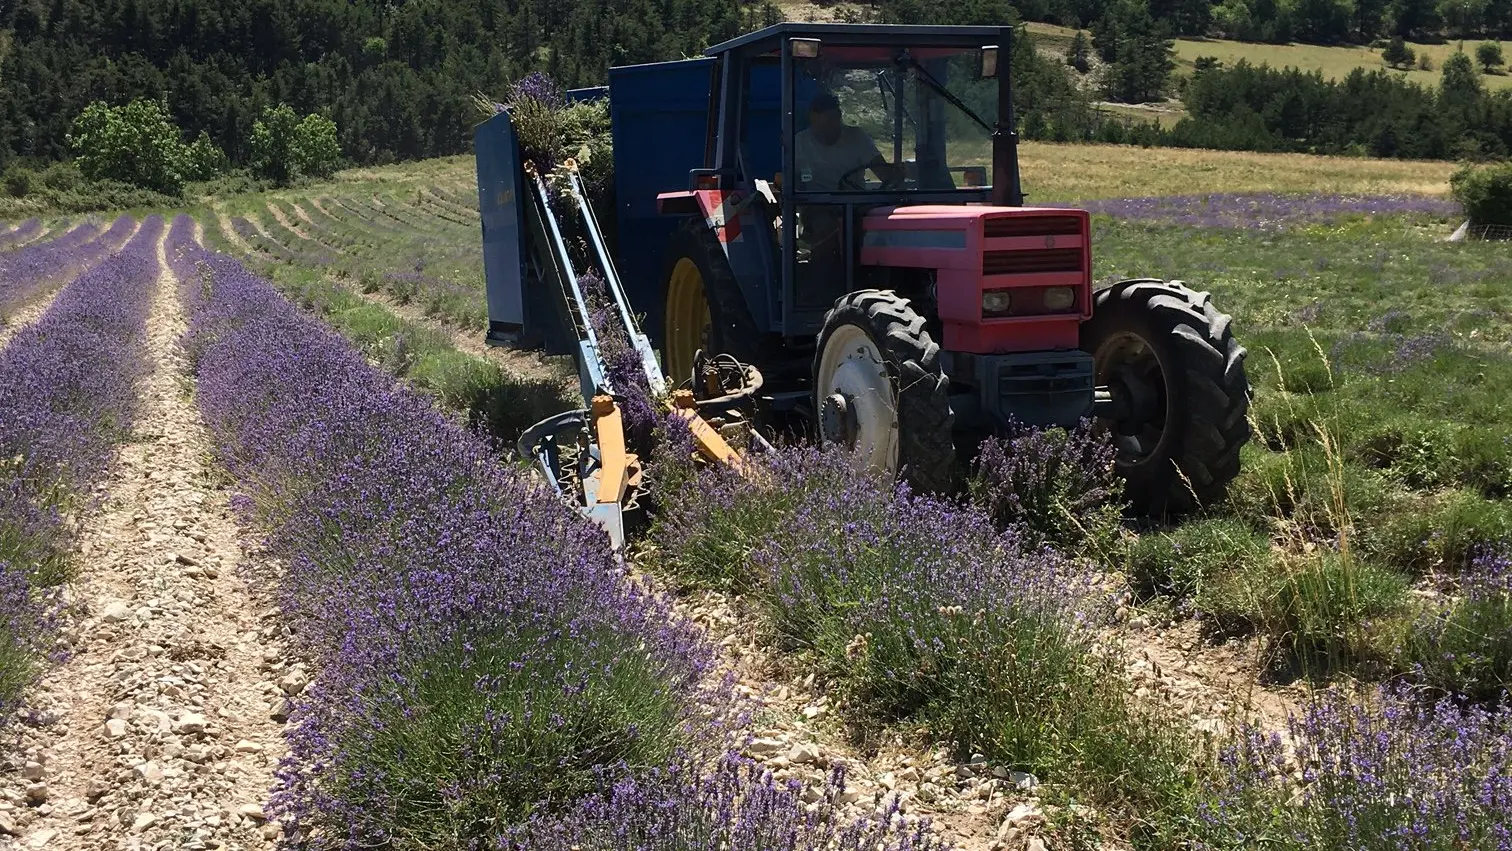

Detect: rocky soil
[0, 231, 290, 850]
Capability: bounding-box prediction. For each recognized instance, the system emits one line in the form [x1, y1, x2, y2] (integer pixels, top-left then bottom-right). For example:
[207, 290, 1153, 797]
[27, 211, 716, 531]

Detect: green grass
[1094, 210, 1512, 690]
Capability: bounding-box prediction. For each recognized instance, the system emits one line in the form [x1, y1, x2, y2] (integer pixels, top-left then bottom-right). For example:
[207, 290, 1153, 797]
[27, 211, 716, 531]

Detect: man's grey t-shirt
[795, 125, 881, 191]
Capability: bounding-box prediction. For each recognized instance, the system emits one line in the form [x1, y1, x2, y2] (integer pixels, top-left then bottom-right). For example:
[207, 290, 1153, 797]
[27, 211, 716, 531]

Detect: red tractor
[477, 22, 1251, 516]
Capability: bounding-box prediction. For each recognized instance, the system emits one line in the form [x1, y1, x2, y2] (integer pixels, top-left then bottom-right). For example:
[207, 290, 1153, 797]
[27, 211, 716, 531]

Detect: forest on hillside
[0, 0, 779, 170]
[3, 0, 1512, 187]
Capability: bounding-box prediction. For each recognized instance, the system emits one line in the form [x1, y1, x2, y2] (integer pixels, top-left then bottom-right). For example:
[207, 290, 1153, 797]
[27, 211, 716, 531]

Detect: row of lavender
[0, 219, 42, 251]
[650, 428, 1512, 848]
[0, 217, 164, 729]
[1057, 192, 1462, 231]
[162, 215, 937, 850]
[0, 215, 137, 321]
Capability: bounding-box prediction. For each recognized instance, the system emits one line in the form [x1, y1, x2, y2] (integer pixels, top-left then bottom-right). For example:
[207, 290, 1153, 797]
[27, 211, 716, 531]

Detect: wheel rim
[815, 324, 899, 475]
[664, 258, 711, 383]
[1093, 330, 1170, 467]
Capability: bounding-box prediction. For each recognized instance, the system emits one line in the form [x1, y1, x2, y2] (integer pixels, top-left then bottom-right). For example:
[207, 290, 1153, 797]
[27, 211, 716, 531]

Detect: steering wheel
[837, 162, 904, 191]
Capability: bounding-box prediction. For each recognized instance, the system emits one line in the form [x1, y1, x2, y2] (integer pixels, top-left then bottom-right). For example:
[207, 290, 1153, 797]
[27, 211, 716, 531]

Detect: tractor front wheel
[1081, 279, 1251, 516]
[814, 290, 956, 494]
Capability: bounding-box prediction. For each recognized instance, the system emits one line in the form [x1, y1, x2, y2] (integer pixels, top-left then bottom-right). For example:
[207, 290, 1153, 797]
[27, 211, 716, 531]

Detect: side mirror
[978, 45, 999, 78]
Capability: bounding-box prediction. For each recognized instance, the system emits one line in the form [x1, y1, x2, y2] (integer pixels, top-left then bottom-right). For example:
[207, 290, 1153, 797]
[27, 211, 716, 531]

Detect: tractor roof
[705, 22, 1009, 58]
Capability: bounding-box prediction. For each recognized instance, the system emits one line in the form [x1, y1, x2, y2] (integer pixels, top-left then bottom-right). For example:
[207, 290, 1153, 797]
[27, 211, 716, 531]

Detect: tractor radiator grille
[983, 247, 1083, 276]
[983, 215, 1083, 239]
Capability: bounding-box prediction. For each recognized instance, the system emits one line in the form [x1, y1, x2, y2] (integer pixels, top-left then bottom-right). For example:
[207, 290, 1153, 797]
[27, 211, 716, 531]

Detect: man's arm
[869, 153, 905, 186]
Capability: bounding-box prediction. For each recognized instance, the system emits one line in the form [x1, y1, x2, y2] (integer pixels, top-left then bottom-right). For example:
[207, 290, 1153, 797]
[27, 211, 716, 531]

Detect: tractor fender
[656, 188, 776, 335]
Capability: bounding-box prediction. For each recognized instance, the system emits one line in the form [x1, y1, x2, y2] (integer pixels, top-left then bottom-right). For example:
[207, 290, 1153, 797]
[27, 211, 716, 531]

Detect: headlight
[1043, 287, 1076, 311]
[982, 290, 1012, 315]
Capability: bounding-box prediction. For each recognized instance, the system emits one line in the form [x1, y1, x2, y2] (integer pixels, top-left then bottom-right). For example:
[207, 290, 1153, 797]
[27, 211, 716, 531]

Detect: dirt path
[0, 288, 66, 352]
[0, 228, 290, 850]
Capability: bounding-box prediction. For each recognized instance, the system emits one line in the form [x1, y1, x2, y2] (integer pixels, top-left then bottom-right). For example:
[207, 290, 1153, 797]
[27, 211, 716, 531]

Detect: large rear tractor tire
[1081, 279, 1250, 516]
[660, 221, 762, 385]
[814, 290, 956, 494]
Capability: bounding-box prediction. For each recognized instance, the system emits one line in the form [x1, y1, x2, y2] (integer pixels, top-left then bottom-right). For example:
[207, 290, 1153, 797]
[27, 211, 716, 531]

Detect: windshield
[792, 46, 997, 194]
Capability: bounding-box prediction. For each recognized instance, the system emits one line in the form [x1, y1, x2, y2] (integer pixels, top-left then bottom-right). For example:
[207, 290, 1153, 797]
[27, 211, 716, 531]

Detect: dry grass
[315, 142, 1454, 205]
[1018, 141, 1457, 201]
[1173, 37, 1512, 90]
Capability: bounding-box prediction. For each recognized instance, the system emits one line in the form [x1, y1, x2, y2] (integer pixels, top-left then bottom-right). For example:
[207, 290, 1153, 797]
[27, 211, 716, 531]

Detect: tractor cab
[653, 24, 1024, 370]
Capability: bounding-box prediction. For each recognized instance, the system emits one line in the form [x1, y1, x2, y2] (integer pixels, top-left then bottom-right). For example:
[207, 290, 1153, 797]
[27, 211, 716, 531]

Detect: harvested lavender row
[0, 216, 163, 730]
[1054, 192, 1461, 231]
[0, 218, 43, 251]
[0, 214, 137, 317]
[167, 218, 933, 849]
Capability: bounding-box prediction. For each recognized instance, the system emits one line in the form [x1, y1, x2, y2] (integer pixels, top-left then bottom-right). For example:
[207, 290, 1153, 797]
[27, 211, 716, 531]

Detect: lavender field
[0, 148, 1508, 851]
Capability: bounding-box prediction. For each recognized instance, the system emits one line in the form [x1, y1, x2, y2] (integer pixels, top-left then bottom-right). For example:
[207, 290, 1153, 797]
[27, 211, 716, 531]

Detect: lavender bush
[1404, 547, 1512, 701]
[0, 559, 57, 732]
[0, 218, 42, 250]
[0, 215, 135, 317]
[581, 270, 659, 452]
[169, 221, 732, 845]
[654, 445, 1197, 828]
[1195, 685, 1512, 850]
[967, 419, 1125, 554]
[0, 216, 161, 729]
[494, 751, 946, 851]
[0, 216, 161, 580]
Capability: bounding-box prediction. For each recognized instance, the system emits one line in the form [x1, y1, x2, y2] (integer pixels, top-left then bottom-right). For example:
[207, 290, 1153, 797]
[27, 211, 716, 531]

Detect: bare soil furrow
[0, 228, 289, 851]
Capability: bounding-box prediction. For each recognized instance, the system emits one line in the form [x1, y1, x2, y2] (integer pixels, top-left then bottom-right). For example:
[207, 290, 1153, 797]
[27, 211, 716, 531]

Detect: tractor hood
[858, 205, 1093, 353]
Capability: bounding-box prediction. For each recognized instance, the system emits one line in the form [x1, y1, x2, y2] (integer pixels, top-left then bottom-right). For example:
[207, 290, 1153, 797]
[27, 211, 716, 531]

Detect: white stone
[1004, 802, 1042, 825]
[787, 742, 821, 765]
[100, 602, 132, 623]
[131, 812, 157, 832]
[174, 713, 208, 735]
[1009, 771, 1039, 791]
[277, 668, 308, 696]
[134, 762, 165, 784]
[746, 737, 786, 755]
[105, 719, 128, 739]
[25, 828, 57, 848]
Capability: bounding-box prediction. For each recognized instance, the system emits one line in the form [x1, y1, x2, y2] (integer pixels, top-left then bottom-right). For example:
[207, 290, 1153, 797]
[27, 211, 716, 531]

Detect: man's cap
[809, 91, 841, 114]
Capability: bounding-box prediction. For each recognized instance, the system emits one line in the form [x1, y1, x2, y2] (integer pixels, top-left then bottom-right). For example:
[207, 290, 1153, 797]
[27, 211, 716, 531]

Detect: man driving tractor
[795, 90, 903, 191]
[794, 91, 902, 288]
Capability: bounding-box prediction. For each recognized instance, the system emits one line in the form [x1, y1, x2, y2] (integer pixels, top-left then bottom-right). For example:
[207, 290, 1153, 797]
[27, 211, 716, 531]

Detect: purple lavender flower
[494, 750, 947, 850]
[968, 419, 1124, 550]
[0, 216, 163, 729]
[1198, 684, 1512, 850]
[508, 71, 565, 111]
